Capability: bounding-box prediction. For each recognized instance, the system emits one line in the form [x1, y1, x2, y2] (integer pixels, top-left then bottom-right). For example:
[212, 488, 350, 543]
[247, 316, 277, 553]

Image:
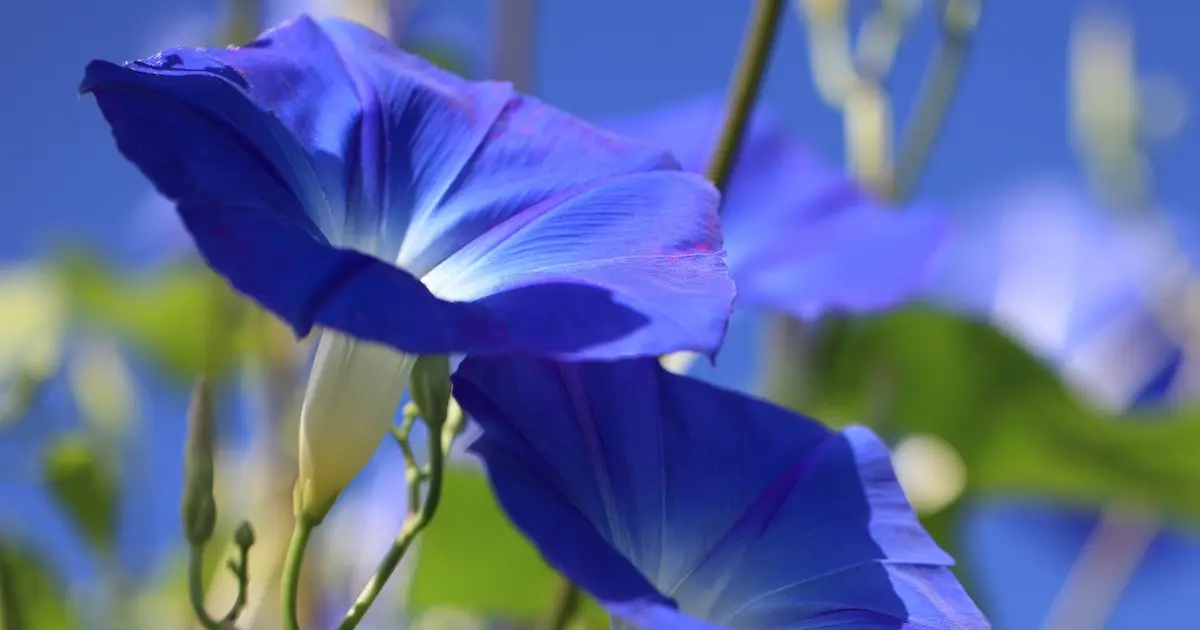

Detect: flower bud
[234, 520, 256, 549]
[410, 355, 451, 430]
[182, 377, 217, 545]
[296, 330, 415, 523]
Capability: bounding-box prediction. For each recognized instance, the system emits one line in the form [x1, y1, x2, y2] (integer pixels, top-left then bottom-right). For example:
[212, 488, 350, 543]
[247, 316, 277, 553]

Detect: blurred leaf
[975, 399, 1200, 515]
[0, 266, 66, 380]
[0, 374, 47, 434]
[41, 434, 119, 556]
[53, 249, 248, 381]
[0, 267, 66, 430]
[410, 467, 608, 628]
[809, 306, 1200, 523]
[67, 338, 136, 438]
[0, 542, 78, 630]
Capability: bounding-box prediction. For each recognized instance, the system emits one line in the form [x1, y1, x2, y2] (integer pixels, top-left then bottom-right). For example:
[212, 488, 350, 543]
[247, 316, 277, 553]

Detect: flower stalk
[281, 516, 316, 630]
[183, 378, 257, 630]
[705, 0, 786, 195]
[890, 0, 980, 201]
[336, 356, 456, 630]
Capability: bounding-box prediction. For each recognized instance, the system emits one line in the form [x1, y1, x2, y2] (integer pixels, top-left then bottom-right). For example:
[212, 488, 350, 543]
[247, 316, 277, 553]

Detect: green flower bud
[182, 377, 217, 545]
[410, 355, 451, 430]
[233, 520, 256, 550]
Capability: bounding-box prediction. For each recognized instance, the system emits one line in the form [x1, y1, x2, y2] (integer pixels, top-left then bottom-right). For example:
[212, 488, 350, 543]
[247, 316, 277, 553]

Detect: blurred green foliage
[41, 434, 119, 557]
[804, 306, 1200, 544]
[53, 249, 250, 382]
[410, 467, 608, 629]
[0, 544, 78, 630]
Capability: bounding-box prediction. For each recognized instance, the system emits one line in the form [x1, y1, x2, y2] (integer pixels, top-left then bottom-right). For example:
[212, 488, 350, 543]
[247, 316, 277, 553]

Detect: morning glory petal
[83, 17, 732, 359]
[920, 180, 1194, 411]
[425, 170, 730, 358]
[79, 70, 484, 353]
[602, 95, 945, 319]
[453, 357, 987, 629]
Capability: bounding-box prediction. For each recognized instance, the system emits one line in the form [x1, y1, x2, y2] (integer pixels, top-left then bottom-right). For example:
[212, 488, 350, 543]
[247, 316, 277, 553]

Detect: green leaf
[41, 434, 119, 556]
[974, 397, 1200, 517]
[67, 338, 137, 438]
[0, 266, 66, 431]
[0, 542, 80, 630]
[53, 249, 247, 381]
[808, 306, 1200, 522]
[410, 467, 608, 628]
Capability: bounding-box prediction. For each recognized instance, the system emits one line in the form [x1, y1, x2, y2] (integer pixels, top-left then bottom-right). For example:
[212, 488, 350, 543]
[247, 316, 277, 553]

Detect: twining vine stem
[705, 0, 786, 197]
[336, 402, 464, 630]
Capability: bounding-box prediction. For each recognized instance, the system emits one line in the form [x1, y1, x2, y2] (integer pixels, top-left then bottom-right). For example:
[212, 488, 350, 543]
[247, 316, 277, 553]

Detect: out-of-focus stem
[798, 0, 856, 107]
[890, 0, 979, 201]
[1070, 8, 1141, 210]
[1039, 505, 1160, 630]
[844, 78, 895, 193]
[855, 0, 920, 82]
[492, 0, 537, 91]
[706, 0, 786, 195]
[762, 317, 814, 411]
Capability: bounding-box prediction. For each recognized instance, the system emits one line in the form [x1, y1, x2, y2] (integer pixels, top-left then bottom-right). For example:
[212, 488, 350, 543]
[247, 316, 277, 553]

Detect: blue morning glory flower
[82, 15, 734, 518]
[129, 5, 484, 266]
[81, 16, 733, 361]
[452, 357, 989, 629]
[602, 95, 945, 320]
[919, 180, 1197, 411]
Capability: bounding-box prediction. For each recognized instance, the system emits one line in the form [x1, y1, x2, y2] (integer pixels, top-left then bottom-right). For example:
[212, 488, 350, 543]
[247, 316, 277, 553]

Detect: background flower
[919, 179, 1199, 411]
[603, 95, 945, 320]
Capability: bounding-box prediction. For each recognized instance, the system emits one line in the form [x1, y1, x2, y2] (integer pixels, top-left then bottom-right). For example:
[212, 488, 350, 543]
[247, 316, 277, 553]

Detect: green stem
[762, 316, 814, 411]
[540, 578, 582, 630]
[338, 416, 447, 629]
[187, 545, 224, 630]
[281, 517, 316, 630]
[705, 0, 786, 195]
[889, 0, 978, 202]
[224, 523, 255, 625]
[391, 404, 425, 514]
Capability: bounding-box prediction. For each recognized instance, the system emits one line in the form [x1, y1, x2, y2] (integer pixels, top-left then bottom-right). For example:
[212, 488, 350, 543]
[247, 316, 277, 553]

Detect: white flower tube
[296, 329, 415, 522]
